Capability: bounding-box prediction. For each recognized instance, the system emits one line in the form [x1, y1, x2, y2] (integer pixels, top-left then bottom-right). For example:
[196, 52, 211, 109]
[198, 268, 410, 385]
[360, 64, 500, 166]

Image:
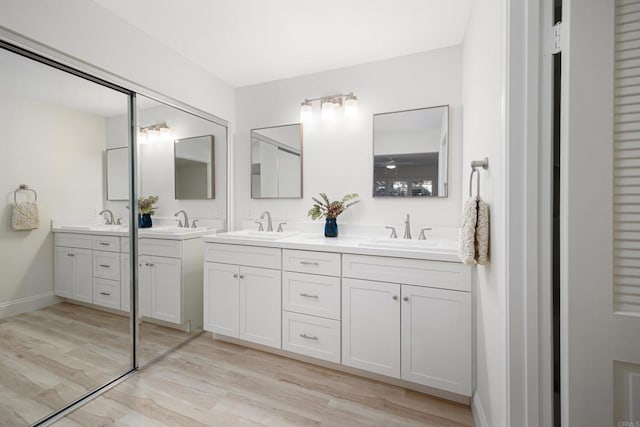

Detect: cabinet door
[204, 262, 239, 337]
[72, 248, 93, 303]
[342, 278, 400, 378]
[54, 247, 74, 298]
[149, 256, 182, 324]
[121, 253, 130, 312]
[138, 255, 152, 317]
[401, 285, 472, 396]
[239, 266, 281, 349]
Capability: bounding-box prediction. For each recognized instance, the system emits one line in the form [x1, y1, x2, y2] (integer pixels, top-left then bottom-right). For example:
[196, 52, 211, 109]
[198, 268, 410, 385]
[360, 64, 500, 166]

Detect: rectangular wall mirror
[106, 147, 129, 201]
[251, 123, 302, 199]
[373, 105, 449, 197]
[174, 135, 215, 199]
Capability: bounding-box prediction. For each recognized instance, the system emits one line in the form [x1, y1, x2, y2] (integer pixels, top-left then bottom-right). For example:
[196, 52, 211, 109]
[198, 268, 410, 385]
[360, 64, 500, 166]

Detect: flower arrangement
[307, 193, 360, 220]
[138, 195, 159, 215]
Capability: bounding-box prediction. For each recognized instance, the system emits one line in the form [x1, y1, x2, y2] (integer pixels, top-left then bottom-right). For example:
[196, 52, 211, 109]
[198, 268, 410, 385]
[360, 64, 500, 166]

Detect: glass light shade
[300, 103, 313, 122]
[147, 129, 160, 143]
[321, 100, 334, 119]
[160, 126, 171, 139]
[345, 96, 358, 116]
[138, 131, 148, 145]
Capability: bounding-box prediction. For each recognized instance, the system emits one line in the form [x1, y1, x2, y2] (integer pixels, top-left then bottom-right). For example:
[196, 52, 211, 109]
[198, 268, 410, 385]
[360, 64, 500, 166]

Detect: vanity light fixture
[138, 122, 172, 144]
[299, 92, 358, 122]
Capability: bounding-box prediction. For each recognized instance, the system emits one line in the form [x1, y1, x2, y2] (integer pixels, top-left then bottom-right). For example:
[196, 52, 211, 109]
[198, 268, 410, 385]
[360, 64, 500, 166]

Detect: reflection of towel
[12, 201, 39, 230]
[458, 197, 490, 265]
[459, 198, 477, 265]
[476, 199, 490, 265]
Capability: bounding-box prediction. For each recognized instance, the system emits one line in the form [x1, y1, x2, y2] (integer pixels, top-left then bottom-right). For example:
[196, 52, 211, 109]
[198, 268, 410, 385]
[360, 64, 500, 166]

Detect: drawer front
[283, 272, 341, 320]
[204, 243, 281, 269]
[139, 238, 182, 258]
[283, 249, 341, 277]
[93, 251, 120, 281]
[121, 238, 130, 254]
[282, 311, 340, 363]
[93, 278, 121, 310]
[342, 254, 471, 292]
[93, 235, 121, 252]
[55, 233, 92, 250]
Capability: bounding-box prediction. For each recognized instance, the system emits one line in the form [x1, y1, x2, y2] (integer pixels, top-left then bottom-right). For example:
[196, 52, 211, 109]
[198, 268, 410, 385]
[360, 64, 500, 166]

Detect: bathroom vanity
[53, 225, 212, 331]
[202, 232, 472, 399]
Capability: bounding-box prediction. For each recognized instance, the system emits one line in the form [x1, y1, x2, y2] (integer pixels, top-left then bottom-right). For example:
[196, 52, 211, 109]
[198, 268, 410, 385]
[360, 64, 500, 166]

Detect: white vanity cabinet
[342, 254, 472, 396]
[54, 245, 93, 303]
[138, 238, 203, 329]
[204, 243, 282, 349]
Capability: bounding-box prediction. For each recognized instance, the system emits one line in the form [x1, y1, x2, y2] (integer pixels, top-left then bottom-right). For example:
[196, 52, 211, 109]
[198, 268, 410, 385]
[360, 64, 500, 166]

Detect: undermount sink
[217, 229, 300, 241]
[358, 238, 457, 252]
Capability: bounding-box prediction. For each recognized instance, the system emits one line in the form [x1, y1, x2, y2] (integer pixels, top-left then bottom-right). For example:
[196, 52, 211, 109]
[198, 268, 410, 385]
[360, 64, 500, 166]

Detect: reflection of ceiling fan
[385, 159, 397, 175]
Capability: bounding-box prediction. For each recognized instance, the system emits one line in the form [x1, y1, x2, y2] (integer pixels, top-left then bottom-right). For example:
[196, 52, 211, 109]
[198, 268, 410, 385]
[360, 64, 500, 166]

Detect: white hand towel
[459, 198, 478, 265]
[476, 198, 490, 265]
[12, 201, 40, 230]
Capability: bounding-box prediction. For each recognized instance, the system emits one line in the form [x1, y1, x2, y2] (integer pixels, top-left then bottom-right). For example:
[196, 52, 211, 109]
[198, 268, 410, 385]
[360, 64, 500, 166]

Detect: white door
[401, 285, 471, 395]
[149, 256, 182, 324]
[204, 262, 240, 337]
[54, 247, 74, 298]
[561, 1, 640, 424]
[72, 248, 93, 303]
[138, 255, 152, 317]
[342, 278, 400, 378]
[239, 266, 281, 348]
[121, 253, 130, 312]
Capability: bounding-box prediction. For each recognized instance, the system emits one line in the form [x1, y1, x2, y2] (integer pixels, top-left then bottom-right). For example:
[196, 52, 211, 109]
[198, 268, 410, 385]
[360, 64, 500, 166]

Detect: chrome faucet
[99, 209, 115, 225]
[260, 211, 273, 232]
[403, 213, 412, 239]
[174, 210, 189, 228]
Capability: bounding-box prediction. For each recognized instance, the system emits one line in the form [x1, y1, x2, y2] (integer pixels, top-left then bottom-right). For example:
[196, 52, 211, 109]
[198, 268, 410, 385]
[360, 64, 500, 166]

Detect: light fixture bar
[299, 92, 358, 121]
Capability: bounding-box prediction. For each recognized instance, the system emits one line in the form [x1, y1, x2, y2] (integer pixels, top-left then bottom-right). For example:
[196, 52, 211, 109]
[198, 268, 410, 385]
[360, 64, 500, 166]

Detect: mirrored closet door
[0, 45, 135, 425]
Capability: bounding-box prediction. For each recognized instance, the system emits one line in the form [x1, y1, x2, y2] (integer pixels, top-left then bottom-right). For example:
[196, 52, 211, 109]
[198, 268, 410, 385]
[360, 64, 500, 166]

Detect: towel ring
[14, 184, 37, 203]
[469, 168, 480, 198]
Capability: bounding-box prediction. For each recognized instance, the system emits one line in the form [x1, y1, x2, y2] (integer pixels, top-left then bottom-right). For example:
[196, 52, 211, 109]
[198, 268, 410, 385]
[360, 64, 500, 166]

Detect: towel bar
[14, 184, 37, 202]
[469, 158, 489, 198]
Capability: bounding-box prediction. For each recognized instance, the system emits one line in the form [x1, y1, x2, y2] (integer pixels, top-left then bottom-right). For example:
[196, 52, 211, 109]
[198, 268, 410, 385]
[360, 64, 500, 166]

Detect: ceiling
[93, 0, 472, 87]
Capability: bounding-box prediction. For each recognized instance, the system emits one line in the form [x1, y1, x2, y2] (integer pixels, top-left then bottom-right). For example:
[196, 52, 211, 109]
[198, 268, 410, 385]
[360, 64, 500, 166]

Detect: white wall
[462, 0, 507, 426]
[0, 92, 105, 306]
[235, 46, 463, 230]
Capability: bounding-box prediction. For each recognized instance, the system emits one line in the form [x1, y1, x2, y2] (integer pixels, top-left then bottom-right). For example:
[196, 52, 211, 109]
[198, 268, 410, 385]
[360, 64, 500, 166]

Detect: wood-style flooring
[0, 302, 193, 426]
[57, 335, 474, 427]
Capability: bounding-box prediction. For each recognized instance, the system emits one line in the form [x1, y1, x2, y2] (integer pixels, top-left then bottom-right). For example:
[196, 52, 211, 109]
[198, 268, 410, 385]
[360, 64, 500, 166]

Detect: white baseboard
[0, 292, 60, 319]
[472, 392, 489, 427]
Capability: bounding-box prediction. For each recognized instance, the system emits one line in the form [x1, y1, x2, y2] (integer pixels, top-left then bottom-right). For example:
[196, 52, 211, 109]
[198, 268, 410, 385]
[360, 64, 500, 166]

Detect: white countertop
[202, 232, 462, 263]
[52, 225, 218, 240]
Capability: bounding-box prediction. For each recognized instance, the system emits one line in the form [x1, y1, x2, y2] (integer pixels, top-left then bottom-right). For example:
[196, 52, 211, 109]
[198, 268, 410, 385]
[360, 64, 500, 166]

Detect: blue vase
[324, 218, 338, 237]
[139, 213, 153, 228]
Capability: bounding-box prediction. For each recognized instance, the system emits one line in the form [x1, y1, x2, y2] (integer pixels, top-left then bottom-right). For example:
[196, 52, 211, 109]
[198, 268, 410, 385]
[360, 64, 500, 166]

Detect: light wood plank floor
[0, 302, 194, 425]
[57, 335, 474, 427]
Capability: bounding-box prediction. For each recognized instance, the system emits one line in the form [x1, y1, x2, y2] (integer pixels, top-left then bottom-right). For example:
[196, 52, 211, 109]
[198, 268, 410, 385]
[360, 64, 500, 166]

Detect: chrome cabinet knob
[233, 273, 238, 278]
[392, 295, 398, 300]
[403, 296, 409, 302]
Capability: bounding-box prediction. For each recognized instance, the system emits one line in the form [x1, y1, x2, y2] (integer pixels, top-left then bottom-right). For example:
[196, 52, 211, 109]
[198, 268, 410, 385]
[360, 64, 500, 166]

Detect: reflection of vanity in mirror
[174, 135, 215, 199]
[373, 105, 449, 197]
[106, 147, 128, 201]
[251, 123, 302, 198]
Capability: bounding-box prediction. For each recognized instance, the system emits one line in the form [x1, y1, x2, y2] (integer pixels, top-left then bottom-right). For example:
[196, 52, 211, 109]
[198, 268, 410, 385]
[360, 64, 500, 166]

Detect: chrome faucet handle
[418, 227, 433, 240]
[254, 221, 264, 231]
[277, 222, 287, 232]
[175, 219, 183, 228]
[191, 219, 199, 228]
[385, 226, 398, 239]
[116, 218, 122, 225]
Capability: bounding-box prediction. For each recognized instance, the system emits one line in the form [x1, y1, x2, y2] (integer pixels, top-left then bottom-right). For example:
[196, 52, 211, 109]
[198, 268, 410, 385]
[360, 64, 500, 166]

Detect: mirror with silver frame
[174, 135, 215, 199]
[373, 105, 449, 198]
[251, 123, 303, 199]
[106, 146, 129, 201]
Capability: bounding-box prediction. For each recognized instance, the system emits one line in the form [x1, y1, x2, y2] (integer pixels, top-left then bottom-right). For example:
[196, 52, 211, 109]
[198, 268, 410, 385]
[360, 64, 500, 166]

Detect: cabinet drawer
[282, 311, 340, 363]
[93, 235, 120, 252]
[55, 233, 92, 249]
[93, 251, 120, 281]
[204, 243, 281, 269]
[283, 250, 341, 277]
[93, 278, 121, 310]
[283, 272, 340, 320]
[342, 254, 471, 292]
[139, 238, 182, 258]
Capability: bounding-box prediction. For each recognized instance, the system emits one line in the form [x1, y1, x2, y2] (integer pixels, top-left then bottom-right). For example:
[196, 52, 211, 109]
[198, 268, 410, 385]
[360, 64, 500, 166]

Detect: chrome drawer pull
[300, 261, 319, 266]
[299, 293, 319, 299]
[300, 333, 318, 341]
[98, 242, 110, 246]
[67, 253, 75, 257]
[99, 292, 111, 296]
[99, 264, 110, 268]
